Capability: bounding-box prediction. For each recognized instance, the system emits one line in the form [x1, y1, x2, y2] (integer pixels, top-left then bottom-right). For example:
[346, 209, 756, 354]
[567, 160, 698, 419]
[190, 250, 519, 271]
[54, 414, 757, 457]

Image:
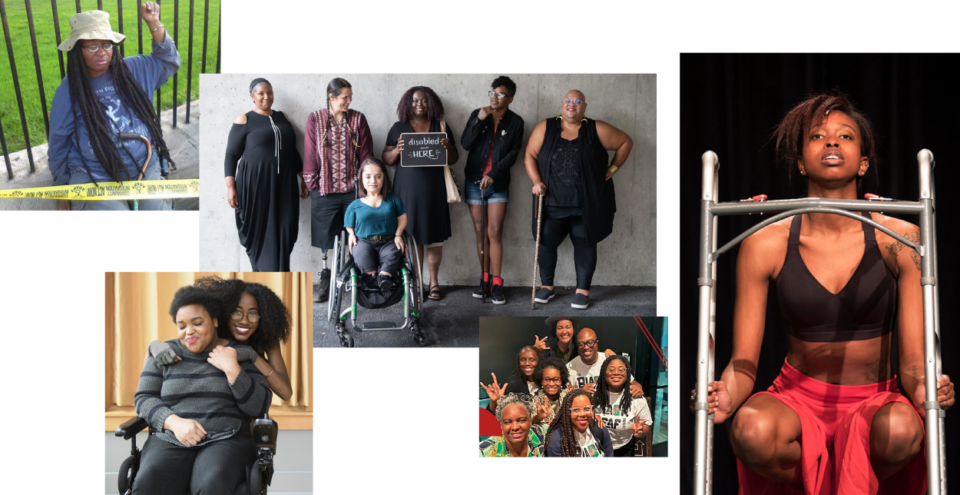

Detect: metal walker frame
[693, 149, 946, 495]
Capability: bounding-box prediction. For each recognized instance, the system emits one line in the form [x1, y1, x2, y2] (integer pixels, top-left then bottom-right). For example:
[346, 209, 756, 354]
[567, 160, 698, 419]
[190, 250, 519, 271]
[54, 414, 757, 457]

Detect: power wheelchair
[115, 414, 278, 495]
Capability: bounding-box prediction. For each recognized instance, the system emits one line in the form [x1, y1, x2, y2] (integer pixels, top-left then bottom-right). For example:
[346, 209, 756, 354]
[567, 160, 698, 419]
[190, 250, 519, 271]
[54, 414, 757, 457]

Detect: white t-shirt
[574, 428, 605, 457]
[566, 356, 635, 389]
[596, 390, 653, 449]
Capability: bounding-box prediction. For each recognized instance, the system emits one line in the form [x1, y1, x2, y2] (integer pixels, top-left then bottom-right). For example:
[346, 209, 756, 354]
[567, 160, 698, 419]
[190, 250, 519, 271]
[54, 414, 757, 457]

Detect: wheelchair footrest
[359, 320, 398, 330]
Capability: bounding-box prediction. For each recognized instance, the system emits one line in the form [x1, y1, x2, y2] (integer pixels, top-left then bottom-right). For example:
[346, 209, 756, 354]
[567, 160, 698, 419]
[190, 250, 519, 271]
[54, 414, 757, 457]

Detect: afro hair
[168, 285, 222, 324]
[194, 276, 291, 352]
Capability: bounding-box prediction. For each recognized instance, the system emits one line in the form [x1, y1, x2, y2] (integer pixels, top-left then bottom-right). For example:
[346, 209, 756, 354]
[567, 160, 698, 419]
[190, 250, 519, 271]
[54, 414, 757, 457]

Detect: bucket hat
[57, 11, 125, 52]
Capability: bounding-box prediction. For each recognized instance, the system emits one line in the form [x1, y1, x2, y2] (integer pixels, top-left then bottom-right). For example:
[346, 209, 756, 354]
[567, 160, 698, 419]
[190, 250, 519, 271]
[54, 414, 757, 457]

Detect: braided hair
[545, 388, 595, 457]
[594, 355, 633, 416]
[320, 77, 357, 148]
[66, 44, 173, 184]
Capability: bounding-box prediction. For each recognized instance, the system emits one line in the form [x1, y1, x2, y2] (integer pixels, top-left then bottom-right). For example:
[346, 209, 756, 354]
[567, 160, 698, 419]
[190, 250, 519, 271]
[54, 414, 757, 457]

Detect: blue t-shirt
[48, 33, 181, 185]
[344, 193, 407, 239]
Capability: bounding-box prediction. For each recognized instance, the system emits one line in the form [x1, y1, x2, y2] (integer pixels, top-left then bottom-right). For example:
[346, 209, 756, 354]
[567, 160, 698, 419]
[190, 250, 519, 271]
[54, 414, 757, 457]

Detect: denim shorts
[464, 180, 509, 205]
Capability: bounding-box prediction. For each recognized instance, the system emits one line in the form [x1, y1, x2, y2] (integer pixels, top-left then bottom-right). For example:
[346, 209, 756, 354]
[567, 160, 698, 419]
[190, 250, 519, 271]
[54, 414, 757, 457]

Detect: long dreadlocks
[545, 388, 595, 457]
[594, 354, 633, 416]
[66, 44, 174, 184]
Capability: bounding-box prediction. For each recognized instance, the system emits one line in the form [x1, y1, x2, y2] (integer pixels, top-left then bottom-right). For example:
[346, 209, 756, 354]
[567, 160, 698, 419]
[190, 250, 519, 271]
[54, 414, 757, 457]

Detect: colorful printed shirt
[479, 424, 547, 457]
[575, 428, 604, 457]
[302, 108, 373, 194]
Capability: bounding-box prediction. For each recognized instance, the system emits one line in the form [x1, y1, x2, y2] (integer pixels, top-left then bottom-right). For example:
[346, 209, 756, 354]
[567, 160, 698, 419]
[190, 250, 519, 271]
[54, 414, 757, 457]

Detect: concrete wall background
[199, 74, 656, 286]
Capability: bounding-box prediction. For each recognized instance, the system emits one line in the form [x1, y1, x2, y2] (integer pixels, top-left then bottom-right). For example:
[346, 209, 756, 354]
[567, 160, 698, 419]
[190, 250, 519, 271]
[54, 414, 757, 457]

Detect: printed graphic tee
[596, 390, 653, 449]
[574, 428, 604, 457]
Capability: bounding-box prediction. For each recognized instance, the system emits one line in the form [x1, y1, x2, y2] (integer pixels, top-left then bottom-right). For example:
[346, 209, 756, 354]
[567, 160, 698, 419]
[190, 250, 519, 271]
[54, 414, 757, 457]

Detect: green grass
[0, 0, 220, 153]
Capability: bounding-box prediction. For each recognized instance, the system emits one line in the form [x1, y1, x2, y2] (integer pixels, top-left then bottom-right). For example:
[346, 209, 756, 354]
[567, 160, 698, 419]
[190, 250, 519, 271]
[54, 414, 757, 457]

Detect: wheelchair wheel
[411, 321, 427, 346]
[248, 462, 263, 495]
[326, 233, 343, 322]
[337, 323, 354, 348]
[118, 456, 137, 494]
[405, 232, 423, 313]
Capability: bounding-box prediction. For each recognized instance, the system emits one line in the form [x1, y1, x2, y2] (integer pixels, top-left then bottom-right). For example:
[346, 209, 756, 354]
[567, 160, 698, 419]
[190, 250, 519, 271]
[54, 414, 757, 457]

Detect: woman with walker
[697, 92, 954, 494]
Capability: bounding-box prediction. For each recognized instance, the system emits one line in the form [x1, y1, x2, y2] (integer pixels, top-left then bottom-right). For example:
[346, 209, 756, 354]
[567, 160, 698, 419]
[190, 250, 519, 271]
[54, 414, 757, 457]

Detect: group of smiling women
[223, 75, 633, 310]
[479, 317, 653, 457]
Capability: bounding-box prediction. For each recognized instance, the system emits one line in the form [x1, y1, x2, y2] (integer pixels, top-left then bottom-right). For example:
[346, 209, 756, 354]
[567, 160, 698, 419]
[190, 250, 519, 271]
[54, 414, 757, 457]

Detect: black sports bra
[776, 212, 897, 343]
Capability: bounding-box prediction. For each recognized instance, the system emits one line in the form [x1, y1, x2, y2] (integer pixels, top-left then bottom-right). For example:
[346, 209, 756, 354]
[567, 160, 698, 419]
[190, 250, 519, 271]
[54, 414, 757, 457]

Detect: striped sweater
[134, 339, 272, 448]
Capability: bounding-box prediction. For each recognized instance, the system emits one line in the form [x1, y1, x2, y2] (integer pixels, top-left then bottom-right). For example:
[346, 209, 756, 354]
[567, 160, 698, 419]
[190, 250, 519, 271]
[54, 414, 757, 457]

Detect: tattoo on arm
[885, 230, 922, 271]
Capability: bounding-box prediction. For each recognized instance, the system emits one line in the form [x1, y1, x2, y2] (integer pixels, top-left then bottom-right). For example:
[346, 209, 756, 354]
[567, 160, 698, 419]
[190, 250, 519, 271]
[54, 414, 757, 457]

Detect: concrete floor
[313, 285, 657, 347]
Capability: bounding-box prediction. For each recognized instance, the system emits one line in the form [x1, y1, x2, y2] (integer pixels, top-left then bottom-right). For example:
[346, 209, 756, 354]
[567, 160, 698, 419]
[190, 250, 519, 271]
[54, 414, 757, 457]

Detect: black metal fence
[0, 0, 220, 180]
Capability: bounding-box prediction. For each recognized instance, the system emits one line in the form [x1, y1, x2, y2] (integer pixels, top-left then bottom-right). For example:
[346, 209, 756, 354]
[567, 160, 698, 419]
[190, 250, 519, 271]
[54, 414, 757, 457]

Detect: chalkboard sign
[400, 132, 447, 167]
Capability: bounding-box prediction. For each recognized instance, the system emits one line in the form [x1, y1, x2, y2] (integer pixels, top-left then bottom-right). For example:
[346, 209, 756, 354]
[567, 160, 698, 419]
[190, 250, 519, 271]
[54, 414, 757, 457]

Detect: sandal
[428, 285, 442, 300]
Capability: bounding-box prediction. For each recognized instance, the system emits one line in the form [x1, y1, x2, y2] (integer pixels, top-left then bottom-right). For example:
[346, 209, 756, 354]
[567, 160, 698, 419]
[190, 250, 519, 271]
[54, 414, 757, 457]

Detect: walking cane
[119, 132, 152, 211]
[480, 184, 488, 303]
[531, 188, 544, 310]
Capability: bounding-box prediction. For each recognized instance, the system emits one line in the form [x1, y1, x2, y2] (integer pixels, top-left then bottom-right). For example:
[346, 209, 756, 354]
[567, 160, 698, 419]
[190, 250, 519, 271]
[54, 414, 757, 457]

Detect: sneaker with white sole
[534, 287, 555, 304]
[491, 284, 506, 305]
[472, 280, 491, 299]
[571, 293, 590, 309]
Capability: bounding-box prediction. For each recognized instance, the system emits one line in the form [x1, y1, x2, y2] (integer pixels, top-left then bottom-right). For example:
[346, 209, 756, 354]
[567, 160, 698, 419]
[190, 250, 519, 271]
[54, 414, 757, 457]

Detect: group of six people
[223, 76, 634, 309]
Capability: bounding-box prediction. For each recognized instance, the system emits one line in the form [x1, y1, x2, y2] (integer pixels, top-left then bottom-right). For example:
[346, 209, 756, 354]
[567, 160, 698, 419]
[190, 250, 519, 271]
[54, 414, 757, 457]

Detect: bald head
[561, 90, 588, 122]
[576, 327, 599, 363]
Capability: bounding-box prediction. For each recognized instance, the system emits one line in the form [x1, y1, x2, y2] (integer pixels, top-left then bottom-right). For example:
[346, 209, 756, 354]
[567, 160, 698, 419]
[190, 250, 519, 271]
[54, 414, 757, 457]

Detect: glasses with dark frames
[231, 310, 260, 323]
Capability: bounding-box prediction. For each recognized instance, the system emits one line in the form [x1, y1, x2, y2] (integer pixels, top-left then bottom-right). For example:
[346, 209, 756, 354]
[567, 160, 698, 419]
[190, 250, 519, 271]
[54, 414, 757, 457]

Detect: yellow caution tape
[0, 179, 199, 201]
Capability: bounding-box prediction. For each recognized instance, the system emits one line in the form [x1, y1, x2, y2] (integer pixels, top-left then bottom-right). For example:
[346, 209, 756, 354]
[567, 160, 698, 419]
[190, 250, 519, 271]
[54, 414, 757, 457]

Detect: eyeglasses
[542, 377, 562, 384]
[562, 98, 584, 105]
[231, 310, 260, 323]
[83, 42, 115, 53]
[607, 367, 627, 374]
[571, 406, 593, 414]
[488, 90, 510, 100]
[576, 339, 598, 348]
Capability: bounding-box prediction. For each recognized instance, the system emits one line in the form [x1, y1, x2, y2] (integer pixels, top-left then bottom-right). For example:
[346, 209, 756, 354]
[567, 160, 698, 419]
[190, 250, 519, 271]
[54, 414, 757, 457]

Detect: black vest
[532, 117, 615, 243]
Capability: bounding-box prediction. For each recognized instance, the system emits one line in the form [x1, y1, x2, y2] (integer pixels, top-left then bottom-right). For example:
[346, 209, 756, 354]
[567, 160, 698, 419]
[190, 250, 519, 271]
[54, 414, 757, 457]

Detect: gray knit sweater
[134, 339, 272, 448]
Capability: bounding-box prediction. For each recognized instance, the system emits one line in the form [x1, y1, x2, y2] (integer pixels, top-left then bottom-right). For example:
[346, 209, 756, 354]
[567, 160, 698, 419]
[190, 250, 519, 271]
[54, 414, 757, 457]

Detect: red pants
[737, 360, 926, 495]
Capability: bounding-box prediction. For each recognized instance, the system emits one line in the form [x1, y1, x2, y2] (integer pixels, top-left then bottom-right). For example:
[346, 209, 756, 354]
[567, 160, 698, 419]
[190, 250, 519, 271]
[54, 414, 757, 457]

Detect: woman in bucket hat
[47, 3, 180, 210]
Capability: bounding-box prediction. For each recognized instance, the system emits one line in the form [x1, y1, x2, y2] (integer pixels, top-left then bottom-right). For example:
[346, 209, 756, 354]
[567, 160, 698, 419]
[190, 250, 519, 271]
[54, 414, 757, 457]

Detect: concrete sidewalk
[0, 100, 200, 210]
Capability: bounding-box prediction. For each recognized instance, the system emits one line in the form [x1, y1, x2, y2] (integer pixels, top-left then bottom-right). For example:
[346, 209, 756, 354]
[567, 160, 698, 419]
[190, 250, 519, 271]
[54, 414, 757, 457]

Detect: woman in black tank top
[697, 92, 954, 494]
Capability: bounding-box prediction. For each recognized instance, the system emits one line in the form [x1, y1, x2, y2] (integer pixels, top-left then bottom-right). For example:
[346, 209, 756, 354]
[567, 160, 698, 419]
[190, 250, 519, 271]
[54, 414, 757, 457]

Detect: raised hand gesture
[630, 415, 646, 438]
[141, 2, 161, 25]
[535, 396, 552, 422]
[533, 335, 548, 352]
[480, 373, 508, 403]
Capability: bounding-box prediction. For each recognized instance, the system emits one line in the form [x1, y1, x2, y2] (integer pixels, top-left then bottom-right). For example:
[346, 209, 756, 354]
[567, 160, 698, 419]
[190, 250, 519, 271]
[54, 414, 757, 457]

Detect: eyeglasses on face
[83, 42, 115, 53]
[571, 406, 593, 414]
[542, 377, 562, 384]
[576, 339, 598, 348]
[607, 367, 627, 374]
[562, 98, 584, 105]
[231, 309, 260, 323]
[488, 90, 510, 100]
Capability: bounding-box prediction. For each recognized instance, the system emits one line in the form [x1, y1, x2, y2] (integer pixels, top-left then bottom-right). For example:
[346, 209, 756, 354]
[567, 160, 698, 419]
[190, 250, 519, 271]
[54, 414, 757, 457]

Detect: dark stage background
[679, 54, 960, 494]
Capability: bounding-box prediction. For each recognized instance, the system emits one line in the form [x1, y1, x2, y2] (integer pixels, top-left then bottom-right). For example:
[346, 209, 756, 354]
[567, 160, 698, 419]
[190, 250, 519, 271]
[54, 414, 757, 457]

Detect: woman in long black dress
[224, 79, 309, 271]
[382, 87, 459, 300]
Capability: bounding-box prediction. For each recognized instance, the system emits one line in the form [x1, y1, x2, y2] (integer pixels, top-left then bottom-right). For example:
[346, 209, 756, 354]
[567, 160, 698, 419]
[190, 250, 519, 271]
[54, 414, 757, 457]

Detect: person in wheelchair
[132, 285, 272, 494]
[345, 158, 408, 292]
[148, 275, 293, 400]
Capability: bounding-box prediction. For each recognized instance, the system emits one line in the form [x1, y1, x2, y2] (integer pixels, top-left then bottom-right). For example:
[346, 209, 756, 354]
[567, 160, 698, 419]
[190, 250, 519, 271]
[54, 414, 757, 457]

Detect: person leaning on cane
[48, 4, 180, 211]
[524, 90, 633, 309]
